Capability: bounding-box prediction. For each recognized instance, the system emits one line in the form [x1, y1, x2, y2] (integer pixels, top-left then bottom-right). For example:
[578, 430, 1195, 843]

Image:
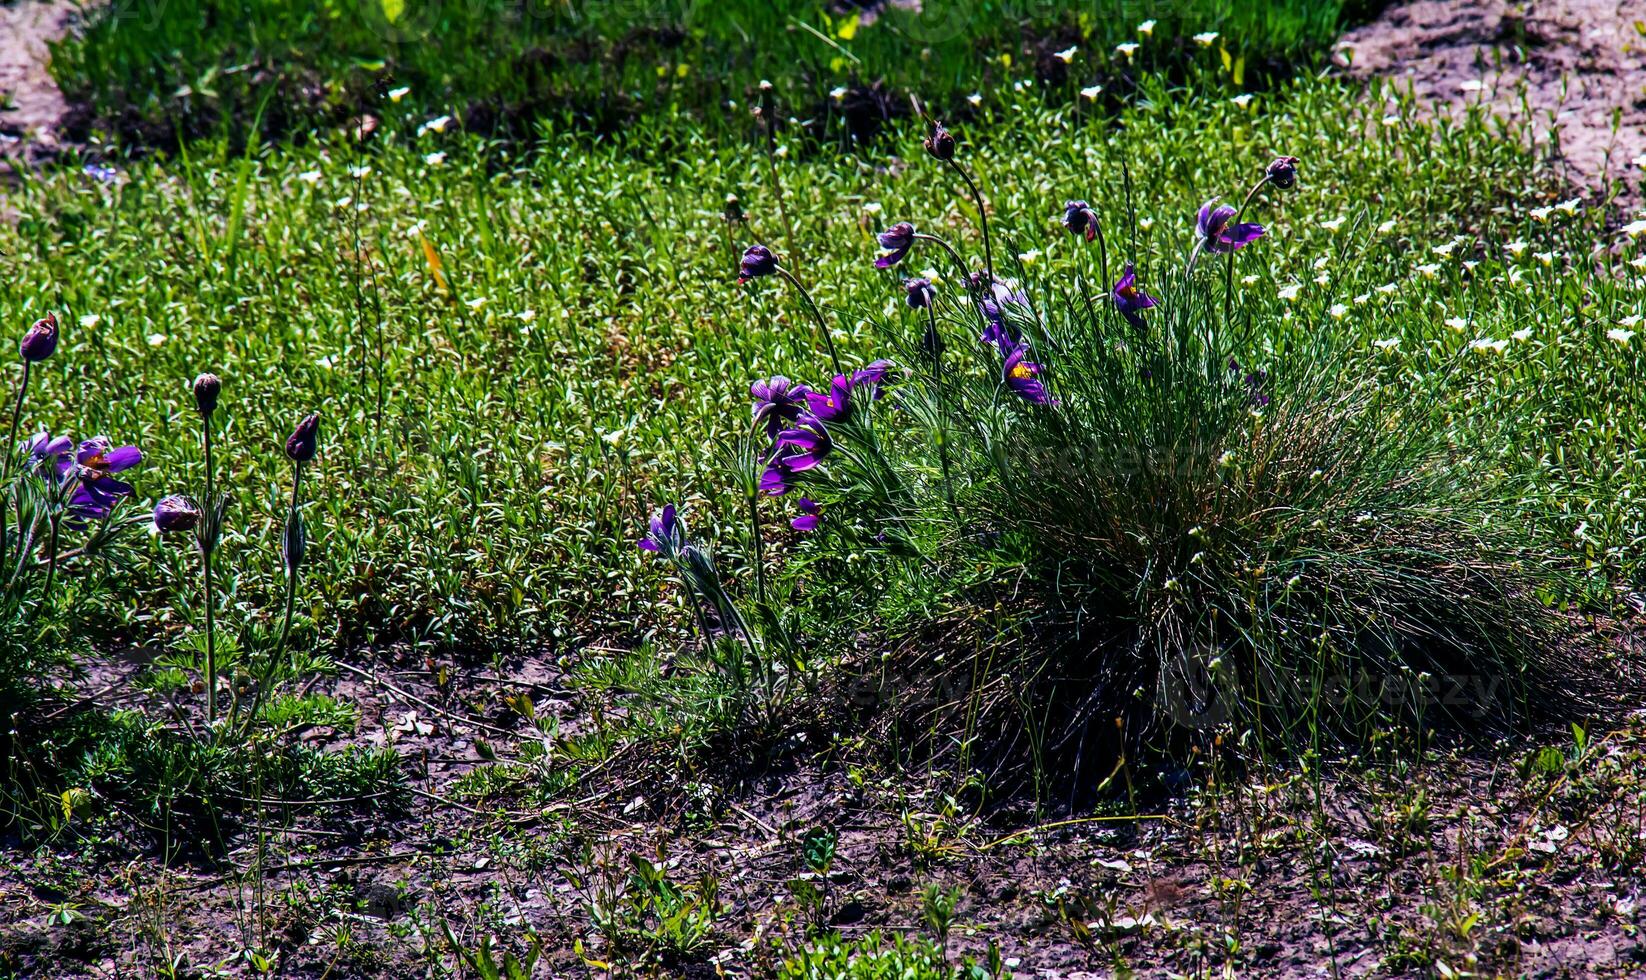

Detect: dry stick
[334, 660, 517, 738]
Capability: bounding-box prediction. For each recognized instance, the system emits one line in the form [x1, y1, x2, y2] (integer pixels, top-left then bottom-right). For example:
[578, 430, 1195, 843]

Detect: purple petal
[638, 538, 660, 552]
[791, 514, 821, 532]
[102, 445, 143, 473]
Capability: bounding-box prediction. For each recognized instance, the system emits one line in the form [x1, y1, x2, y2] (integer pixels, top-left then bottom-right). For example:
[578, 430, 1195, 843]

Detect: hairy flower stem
[1222, 176, 1271, 328]
[202, 418, 219, 724]
[760, 89, 800, 268]
[924, 305, 961, 525]
[3, 361, 30, 488]
[746, 489, 767, 607]
[776, 268, 843, 378]
[947, 159, 994, 284]
[913, 233, 990, 334]
[40, 512, 59, 606]
[242, 461, 304, 736]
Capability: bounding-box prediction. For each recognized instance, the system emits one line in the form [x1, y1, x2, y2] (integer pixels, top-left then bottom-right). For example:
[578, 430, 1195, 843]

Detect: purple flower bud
[924, 122, 956, 161]
[153, 494, 201, 534]
[20, 313, 58, 363]
[738, 244, 778, 284]
[285, 413, 320, 462]
[791, 498, 822, 532]
[1062, 201, 1098, 242]
[1265, 156, 1300, 190]
[903, 277, 936, 309]
[192, 373, 221, 417]
[876, 222, 916, 268]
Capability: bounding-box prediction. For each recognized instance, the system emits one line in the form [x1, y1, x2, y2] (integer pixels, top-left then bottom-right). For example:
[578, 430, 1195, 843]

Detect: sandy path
[1337, 0, 1646, 204]
[0, 0, 77, 167]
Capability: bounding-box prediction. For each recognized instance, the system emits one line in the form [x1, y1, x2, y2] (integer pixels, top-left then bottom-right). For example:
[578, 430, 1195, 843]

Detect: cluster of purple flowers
[754, 361, 892, 514]
[28, 433, 144, 522]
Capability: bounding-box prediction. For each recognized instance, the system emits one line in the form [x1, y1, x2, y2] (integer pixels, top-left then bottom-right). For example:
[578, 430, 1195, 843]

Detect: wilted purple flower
[738, 244, 778, 284]
[924, 122, 956, 161]
[791, 498, 823, 532]
[903, 277, 936, 309]
[876, 222, 916, 268]
[1062, 200, 1099, 242]
[751, 376, 812, 440]
[20, 313, 58, 363]
[774, 413, 832, 471]
[192, 373, 221, 417]
[286, 413, 320, 462]
[1265, 156, 1299, 190]
[1002, 346, 1050, 405]
[1111, 263, 1159, 330]
[638, 503, 687, 555]
[973, 272, 1029, 355]
[68, 437, 142, 519]
[1196, 198, 1264, 254]
[153, 495, 201, 534]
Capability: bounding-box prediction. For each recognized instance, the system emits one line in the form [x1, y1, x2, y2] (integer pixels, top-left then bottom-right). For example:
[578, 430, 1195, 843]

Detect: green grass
[4, 69, 1637, 673]
[53, 0, 1360, 148]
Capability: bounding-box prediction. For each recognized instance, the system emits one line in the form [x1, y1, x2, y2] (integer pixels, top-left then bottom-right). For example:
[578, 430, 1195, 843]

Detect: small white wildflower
[517, 310, 537, 323]
[297, 170, 323, 186]
[1619, 220, 1646, 237]
[1314, 272, 1330, 286]
[1354, 292, 1370, 305]
[424, 151, 446, 166]
[1416, 263, 1441, 278]
[830, 86, 848, 101]
[1373, 337, 1401, 350]
[1138, 217, 1154, 231]
[1607, 328, 1635, 344]
[1277, 284, 1303, 302]
[1620, 314, 1643, 328]
[1512, 327, 1533, 341]
[1193, 31, 1219, 46]
[1241, 274, 1260, 286]
[1505, 240, 1528, 257]
[316, 354, 336, 369]
[1444, 316, 1469, 332]
[1017, 250, 1041, 265]
[388, 86, 411, 103]
[1138, 19, 1156, 35]
[1053, 46, 1077, 63]
[1375, 282, 1398, 295]
[79, 314, 101, 329]
[1115, 42, 1139, 59]
[1377, 218, 1397, 234]
[1529, 206, 1554, 222]
[348, 165, 372, 179]
[1319, 216, 1347, 232]
[1469, 338, 1508, 353]
[1313, 255, 1330, 270]
[966, 92, 983, 106]
[1328, 303, 1348, 319]
[1432, 241, 1457, 257]
[419, 114, 453, 135]
[1632, 255, 1646, 269]
[146, 333, 167, 347]
[1079, 84, 1102, 100]
[1555, 197, 1582, 215]
[1231, 94, 1254, 109]
[465, 297, 487, 311]
[1534, 251, 1554, 267]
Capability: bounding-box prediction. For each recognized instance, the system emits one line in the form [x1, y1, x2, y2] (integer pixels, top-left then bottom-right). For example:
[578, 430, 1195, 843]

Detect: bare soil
[1338, 0, 1646, 203]
[0, 0, 77, 168]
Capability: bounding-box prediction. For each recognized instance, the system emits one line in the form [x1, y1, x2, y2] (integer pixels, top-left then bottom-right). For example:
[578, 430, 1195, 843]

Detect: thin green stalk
[746, 487, 767, 607]
[202, 418, 218, 724]
[3, 360, 29, 487]
[776, 267, 843, 378]
[947, 159, 994, 284]
[276, 461, 306, 667]
[924, 304, 960, 525]
[1222, 177, 1271, 327]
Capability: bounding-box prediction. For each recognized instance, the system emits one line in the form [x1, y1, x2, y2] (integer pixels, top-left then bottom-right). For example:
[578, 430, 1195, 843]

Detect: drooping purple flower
[192, 373, 221, 417]
[153, 495, 201, 534]
[27, 432, 73, 474]
[638, 503, 687, 555]
[973, 272, 1029, 355]
[876, 222, 916, 268]
[751, 376, 812, 440]
[791, 498, 823, 532]
[1002, 346, 1050, 405]
[1266, 156, 1300, 190]
[738, 244, 778, 284]
[68, 437, 142, 519]
[760, 453, 798, 496]
[1111, 263, 1159, 330]
[20, 313, 58, 363]
[903, 277, 936, 309]
[1062, 200, 1099, 242]
[286, 413, 320, 462]
[775, 414, 833, 471]
[1196, 198, 1264, 254]
[850, 359, 894, 394]
[924, 122, 956, 161]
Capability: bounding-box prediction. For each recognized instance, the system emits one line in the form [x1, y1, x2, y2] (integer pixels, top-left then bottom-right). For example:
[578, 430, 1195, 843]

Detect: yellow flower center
[1009, 363, 1034, 380]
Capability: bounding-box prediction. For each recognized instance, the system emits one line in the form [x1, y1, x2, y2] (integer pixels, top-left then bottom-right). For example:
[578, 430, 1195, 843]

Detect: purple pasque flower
[805, 374, 854, 423]
[924, 122, 956, 161]
[27, 432, 74, 474]
[1265, 156, 1299, 190]
[760, 448, 800, 496]
[1196, 198, 1264, 254]
[153, 494, 201, 534]
[850, 358, 894, 393]
[1111, 263, 1159, 330]
[1002, 346, 1050, 405]
[791, 498, 823, 532]
[68, 436, 142, 519]
[20, 312, 58, 363]
[973, 272, 1029, 355]
[903, 277, 936, 309]
[876, 222, 916, 268]
[751, 376, 812, 440]
[774, 413, 832, 471]
[1062, 200, 1099, 242]
[286, 413, 320, 462]
[638, 503, 687, 555]
[738, 244, 778, 284]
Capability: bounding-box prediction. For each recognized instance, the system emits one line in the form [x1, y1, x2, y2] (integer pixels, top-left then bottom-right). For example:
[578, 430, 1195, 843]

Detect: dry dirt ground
[0, 0, 76, 168]
[1339, 0, 1646, 202]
